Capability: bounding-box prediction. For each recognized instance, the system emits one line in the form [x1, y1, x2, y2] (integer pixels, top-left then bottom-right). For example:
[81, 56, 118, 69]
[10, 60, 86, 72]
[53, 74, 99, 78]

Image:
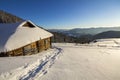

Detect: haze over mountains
[49, 27, 120, 36]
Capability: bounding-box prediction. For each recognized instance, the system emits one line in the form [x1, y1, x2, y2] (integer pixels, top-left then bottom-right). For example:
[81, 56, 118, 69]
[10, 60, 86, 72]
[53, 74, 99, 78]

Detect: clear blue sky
[0, 0, 120, 29]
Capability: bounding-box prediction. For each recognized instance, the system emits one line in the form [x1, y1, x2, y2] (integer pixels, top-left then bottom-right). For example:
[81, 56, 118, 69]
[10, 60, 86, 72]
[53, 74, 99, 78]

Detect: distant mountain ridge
[48, 27, 120, 37]
[0, 10, 23, 23]
[69, 27, 120, 35]
[94, 31, 120, 39]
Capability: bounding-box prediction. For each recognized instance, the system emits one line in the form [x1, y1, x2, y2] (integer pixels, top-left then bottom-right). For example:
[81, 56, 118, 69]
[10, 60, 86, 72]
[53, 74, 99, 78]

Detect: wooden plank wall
[31, 42, 38, 54]
[3, 37, 51, 56]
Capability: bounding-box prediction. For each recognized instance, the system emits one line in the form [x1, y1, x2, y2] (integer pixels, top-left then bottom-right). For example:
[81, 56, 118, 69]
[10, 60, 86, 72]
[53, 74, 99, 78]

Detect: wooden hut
[0, 20, 53, 56]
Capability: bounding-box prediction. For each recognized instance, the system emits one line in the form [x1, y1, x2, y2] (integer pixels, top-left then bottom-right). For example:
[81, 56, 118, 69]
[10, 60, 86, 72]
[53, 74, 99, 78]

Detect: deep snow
[1, 38, 120, 80]
[0, 47, 62, 80]
[41, 43, 120, 80]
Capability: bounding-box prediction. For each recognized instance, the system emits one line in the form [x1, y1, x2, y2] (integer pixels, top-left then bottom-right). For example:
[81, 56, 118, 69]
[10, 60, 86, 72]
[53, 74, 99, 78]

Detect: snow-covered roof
[0, 20, 53, 52]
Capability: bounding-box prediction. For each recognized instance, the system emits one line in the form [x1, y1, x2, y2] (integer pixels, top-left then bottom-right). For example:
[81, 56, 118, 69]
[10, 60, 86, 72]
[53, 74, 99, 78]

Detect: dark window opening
[23, 22, 35, 28]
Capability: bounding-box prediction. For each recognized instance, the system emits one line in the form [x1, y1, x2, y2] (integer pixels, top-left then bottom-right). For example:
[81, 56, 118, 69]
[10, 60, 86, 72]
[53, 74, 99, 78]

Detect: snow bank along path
[0, 47, 63, 80]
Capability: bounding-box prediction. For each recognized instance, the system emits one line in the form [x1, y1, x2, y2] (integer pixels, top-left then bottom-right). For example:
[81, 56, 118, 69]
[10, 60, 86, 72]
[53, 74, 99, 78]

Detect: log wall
[0, 37, 52, 57]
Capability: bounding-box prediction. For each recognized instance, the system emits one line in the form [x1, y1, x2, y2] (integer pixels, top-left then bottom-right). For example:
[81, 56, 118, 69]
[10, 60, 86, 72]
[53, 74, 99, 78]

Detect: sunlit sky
[0, 0, 120, 29]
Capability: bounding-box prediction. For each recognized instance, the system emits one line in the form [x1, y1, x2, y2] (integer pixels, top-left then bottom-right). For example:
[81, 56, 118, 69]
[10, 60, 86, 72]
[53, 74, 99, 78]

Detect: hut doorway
[36, 41, 41, 52]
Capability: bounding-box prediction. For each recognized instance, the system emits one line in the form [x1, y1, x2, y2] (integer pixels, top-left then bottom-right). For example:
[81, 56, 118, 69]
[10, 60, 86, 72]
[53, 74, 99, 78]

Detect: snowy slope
[0, 47, 62, 80]
[1, 38, 120, 80]
[40, 43, 120, 80]
[91, 38, 120, 47]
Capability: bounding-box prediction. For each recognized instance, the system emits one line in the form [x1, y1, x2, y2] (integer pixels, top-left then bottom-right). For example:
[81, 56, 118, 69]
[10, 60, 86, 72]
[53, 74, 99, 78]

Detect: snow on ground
[91, 38, 120, 47]
[0, 47, 62, 80]
[41, 39, 120, 80]
[1, 38, 120, 80]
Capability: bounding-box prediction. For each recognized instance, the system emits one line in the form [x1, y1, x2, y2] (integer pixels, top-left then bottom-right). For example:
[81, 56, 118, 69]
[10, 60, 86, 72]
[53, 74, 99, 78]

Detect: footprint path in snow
[20, 47, 63, 80]
[0, 47, 63, 80]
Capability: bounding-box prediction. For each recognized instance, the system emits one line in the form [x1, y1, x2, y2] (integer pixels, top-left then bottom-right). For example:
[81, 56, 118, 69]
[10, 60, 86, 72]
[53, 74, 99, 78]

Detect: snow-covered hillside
[1, 38, 120, 80]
